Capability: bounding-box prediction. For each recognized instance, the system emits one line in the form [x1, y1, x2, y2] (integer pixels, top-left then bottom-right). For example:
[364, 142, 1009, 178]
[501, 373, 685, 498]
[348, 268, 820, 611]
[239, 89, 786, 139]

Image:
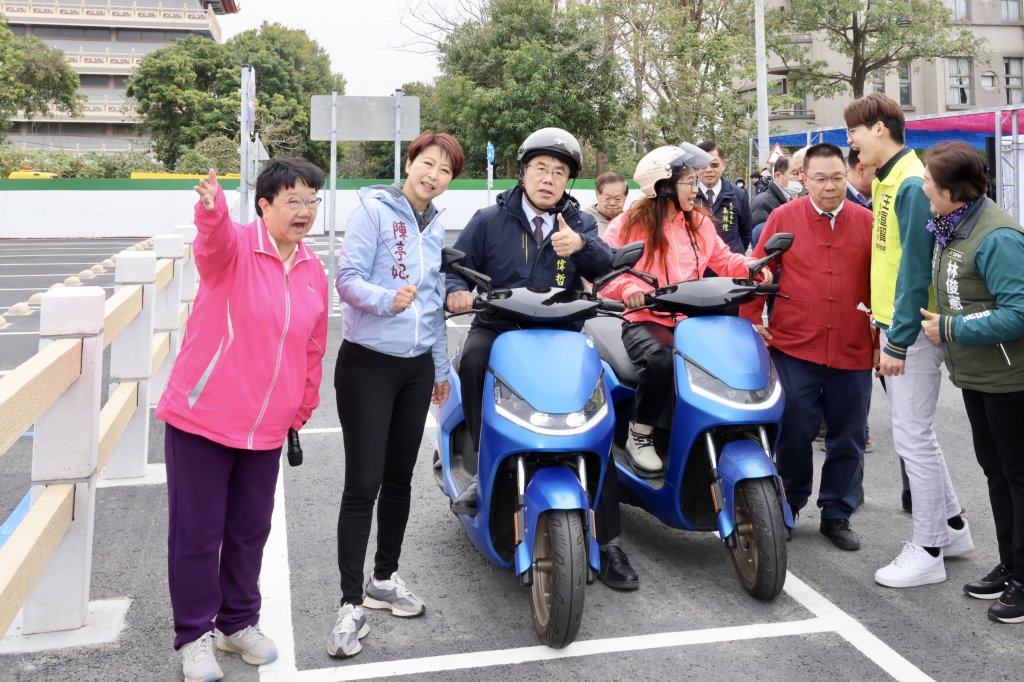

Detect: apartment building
[763, 0, 1024, 133]
[1, 0, 239, 152]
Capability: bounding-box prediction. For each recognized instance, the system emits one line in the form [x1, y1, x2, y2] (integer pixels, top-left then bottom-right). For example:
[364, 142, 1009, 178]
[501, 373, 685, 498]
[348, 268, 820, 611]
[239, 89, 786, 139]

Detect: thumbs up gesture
[551, 213, 584, 257]
[920, 307, 941, 344]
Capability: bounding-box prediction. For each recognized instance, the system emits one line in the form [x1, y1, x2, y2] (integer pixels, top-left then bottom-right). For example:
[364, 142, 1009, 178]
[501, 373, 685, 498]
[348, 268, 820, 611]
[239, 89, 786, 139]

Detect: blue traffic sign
[486, 141, 495, 164]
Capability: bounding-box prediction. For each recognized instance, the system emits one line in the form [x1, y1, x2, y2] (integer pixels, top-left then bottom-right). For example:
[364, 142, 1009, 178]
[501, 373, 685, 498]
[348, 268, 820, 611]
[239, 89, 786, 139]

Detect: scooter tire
[529, 509, 586, 648]
[728, 478, 787, 601]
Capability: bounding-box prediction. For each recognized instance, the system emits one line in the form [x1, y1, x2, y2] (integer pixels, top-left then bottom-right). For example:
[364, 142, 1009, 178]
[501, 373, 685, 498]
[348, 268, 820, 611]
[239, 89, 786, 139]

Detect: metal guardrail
[0, 227, 196, 640]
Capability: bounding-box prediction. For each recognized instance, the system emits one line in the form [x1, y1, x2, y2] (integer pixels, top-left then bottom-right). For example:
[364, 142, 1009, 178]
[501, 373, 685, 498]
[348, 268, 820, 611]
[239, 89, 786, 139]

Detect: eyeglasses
[526, 163, 569, 181]
[677, 179, 699, 191]
[807, 174, 848, 186]
[283, 197, 323, 211]
[705, 161, 723, 170]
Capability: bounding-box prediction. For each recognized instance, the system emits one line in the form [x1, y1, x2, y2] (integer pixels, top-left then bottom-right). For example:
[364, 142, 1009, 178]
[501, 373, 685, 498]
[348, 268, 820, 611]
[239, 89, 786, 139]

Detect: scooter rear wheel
[728, 478, 787, 600]
[529, 510, 586, 648]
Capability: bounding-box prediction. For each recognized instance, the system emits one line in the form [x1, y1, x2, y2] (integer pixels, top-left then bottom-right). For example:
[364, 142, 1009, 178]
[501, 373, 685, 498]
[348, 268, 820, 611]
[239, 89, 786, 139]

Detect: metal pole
[239, 65, 251, 223]
[1013, 108, 1020, 222]
[996, 110, 1003, 209]
[394, 88, 403, 185]
[748, 135, 755, 199]
[329, 91, 339, 313]
[754, 0, 769, 167]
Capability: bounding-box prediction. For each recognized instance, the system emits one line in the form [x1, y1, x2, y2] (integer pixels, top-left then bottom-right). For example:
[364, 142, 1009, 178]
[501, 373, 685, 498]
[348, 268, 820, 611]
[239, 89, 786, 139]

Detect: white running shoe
[875, 542, 946, 588]
[215, 624, 277, 665]
[180, 631, 223, 682]
[625, 422, 662, 473]
[944, 520, 974, 558]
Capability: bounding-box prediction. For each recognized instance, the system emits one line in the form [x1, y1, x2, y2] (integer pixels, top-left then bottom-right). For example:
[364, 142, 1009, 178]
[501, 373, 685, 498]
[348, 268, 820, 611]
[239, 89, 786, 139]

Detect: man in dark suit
[694, 140, 753, 255]
[846, 148, 875, 209]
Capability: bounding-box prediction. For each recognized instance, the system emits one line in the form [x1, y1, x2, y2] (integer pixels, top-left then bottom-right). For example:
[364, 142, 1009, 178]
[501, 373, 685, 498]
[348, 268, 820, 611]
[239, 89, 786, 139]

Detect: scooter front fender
[514, 467, 600, 576]
[716, 440, 795, 539]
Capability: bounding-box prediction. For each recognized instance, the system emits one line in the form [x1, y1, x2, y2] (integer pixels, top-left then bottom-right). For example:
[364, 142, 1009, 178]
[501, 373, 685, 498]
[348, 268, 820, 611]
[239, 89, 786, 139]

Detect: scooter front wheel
[529, 510, 586, 648]
[728, 478, 787, 600]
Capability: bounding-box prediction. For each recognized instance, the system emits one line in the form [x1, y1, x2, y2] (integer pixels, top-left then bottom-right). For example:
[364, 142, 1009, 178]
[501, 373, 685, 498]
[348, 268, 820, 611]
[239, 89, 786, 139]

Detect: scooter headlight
[683, 358, 781, 409]
[494, 375, 608, 435]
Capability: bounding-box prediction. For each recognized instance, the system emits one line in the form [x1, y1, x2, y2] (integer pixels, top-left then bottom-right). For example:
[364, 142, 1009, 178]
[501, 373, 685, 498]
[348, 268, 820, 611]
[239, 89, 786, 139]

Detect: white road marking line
[782, 572, 932, 681]
[259, 462, 299, 676]
[0, 273, 113, 278]
[0, 331, 40, 336]
[446, 319, 471, 328]
[274, 619, 833, 681]
[259, 420, 930, 682]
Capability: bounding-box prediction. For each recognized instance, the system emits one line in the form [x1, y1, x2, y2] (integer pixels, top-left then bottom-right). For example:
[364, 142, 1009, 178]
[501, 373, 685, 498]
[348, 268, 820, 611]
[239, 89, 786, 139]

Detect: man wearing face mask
[787, 147, 809, 198]
[750, 156, 799, 250]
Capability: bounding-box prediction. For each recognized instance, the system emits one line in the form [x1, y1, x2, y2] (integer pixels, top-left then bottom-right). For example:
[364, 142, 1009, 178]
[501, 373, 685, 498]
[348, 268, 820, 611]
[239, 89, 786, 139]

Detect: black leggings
[335, 341, 434, 605]
[621, 321, 676, 430]
[962, 388, 1024, 581]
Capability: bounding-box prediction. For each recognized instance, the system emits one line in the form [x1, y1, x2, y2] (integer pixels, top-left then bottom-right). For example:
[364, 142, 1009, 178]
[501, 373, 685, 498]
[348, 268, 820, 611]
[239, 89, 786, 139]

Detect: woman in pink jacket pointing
[603, 144, 769, 475]
[156, 158, 329, 682]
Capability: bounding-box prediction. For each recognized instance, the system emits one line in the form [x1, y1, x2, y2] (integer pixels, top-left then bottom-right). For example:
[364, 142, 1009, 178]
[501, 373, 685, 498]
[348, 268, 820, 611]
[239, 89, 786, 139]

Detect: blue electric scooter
[433, 244, 643, 648]
[584, 233, 796, 600]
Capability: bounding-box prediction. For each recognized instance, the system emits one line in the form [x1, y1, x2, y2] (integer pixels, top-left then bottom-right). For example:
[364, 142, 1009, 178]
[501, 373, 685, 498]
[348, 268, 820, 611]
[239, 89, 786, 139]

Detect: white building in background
[1, 0, 239, 152]
[757, 0, 1024, 132]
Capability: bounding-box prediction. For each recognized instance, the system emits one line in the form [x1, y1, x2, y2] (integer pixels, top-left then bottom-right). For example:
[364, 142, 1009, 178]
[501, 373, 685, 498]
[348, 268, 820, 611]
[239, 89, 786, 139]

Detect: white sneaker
[626, 422, 662, 473]
[943, 520, 974, 557]
[215, 623, 278, 665]
[875, 542, 946, 588]
[180, 631, 223, 682]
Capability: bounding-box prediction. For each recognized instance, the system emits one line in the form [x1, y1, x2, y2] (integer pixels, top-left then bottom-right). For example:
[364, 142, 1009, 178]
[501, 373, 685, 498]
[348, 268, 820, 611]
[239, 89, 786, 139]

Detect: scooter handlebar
[756, 283, 781, 294]
[598, 299, 625, 313]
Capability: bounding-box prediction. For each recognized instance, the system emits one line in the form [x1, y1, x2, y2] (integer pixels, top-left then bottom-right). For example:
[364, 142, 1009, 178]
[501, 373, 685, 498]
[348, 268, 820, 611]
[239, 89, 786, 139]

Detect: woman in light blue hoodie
[328, 131, 464, 658]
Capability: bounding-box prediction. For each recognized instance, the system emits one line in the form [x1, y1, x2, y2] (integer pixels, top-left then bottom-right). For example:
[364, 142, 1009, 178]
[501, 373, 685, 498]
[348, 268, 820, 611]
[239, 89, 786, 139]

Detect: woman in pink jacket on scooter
[156, 158, 329, 682]
[603, 144, 770, 475]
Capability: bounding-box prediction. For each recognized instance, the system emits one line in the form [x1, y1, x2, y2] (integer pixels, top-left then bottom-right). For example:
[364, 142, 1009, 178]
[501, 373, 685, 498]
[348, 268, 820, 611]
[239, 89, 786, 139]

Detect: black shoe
[965, 563, 1012, 600]
[988, 579, 1024, 624]
[451, 478, 478, 517]
[820, 517, 860, 551]
[901, 489, 912, 514]
[598, 545, 639, 591]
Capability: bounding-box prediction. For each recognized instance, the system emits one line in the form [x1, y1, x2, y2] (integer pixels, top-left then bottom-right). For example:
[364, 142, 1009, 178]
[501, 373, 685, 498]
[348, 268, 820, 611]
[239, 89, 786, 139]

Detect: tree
[0, 22, 82, 132]
[127, 25, 345, 168]
[427, 0, 627, 178]
[768, 0, 984, 99]
[175, 135, 240, 173]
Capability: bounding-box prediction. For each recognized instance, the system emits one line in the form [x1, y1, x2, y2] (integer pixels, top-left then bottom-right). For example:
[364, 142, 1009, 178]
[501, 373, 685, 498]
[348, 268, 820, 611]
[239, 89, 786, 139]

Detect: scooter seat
[584, 317, 640, 388]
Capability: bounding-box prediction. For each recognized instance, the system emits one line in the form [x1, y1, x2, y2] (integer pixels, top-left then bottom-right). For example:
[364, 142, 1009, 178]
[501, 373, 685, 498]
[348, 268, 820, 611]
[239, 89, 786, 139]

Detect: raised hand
[195, 168, 220, 211]
[551, 213, 583, 257]
[393, 284, 419, 313]
[446, 290, 474, 314]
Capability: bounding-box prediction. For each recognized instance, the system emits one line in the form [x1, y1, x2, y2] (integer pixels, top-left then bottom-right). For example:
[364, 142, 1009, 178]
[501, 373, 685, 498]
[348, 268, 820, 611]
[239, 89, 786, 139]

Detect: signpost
[310, 94, 421, 311]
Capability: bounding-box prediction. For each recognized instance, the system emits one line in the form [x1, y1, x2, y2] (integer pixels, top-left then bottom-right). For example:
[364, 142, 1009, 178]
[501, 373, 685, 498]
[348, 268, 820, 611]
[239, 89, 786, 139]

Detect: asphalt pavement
[1, 237, 1021, 681]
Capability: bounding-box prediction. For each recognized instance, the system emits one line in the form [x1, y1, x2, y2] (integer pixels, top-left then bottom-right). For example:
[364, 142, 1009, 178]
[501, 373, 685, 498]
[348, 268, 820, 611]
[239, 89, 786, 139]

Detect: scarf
[925, 200, 974, 248]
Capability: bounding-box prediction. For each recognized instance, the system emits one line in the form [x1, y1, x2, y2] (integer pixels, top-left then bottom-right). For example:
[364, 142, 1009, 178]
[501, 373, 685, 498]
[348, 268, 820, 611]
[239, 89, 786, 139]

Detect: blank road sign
[310, 95, 421, 141]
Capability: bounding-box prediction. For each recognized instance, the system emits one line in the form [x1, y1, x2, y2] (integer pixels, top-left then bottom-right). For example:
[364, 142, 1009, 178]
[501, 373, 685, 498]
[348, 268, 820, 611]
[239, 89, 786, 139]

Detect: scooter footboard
[716, 440, 795, 539]
[514, 467, 601, 575]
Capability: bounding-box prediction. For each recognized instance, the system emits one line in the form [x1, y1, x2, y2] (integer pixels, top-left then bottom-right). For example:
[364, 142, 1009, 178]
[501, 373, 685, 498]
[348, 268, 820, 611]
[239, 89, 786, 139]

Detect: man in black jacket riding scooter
[445, 127, 639, 590]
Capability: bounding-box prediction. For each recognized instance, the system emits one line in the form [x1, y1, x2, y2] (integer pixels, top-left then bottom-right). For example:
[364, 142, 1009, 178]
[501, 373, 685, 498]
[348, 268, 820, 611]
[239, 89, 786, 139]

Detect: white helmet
[633, 143, 714, 197]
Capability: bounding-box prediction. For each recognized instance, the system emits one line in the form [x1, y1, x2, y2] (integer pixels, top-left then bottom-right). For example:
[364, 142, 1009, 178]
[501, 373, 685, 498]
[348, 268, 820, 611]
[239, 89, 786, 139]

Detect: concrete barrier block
[39, 288, 105, 338]
[114, 252, 156, 285]
[173, 224, 198, 244]
[153, 234, 184, 259]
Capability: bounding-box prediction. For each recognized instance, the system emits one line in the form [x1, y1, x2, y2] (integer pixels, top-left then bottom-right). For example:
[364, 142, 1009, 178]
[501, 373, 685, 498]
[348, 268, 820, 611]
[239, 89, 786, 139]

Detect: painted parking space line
[259, 423, 931, 682]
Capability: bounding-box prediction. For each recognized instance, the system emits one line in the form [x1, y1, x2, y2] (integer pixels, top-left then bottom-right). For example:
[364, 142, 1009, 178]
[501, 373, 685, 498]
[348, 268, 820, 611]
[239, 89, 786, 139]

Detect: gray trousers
[881, 329, 963, 548]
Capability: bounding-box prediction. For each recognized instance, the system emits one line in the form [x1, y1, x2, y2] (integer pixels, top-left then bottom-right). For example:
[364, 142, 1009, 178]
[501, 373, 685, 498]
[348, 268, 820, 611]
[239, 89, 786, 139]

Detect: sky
[219, 0, 454, 95]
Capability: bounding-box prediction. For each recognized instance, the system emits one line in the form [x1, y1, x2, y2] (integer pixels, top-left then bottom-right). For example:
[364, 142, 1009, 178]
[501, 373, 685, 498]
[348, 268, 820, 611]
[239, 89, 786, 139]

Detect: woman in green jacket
[920, 141, 1024, 624]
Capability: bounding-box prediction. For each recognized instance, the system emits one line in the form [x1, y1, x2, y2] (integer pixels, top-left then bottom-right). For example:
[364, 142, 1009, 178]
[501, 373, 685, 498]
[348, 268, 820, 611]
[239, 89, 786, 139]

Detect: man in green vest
[844, 93, 972, 589]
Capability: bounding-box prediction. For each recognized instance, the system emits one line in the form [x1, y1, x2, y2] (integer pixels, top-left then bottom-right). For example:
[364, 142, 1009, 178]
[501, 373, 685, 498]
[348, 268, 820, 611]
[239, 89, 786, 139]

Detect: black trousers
[621, 321, 675, 430]
[459, 324, 622, 544]
[771, 350, 871, 519]
[335, 341, 434, 605]
[962, 388, 1024, 581]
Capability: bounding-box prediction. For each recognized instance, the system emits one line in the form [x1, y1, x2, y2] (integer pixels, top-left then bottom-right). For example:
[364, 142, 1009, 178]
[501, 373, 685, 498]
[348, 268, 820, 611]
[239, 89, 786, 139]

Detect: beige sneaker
[625, 422, 662, 473]
[180, 631, 223, 682]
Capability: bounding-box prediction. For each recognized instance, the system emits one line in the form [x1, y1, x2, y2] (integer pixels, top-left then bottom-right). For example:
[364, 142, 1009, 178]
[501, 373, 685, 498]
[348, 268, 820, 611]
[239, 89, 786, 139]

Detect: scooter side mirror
[441, 247, 466, 274]
[763, 232, 794, 256]
[610, 241, 645, 270]
[747, 232, 794, 280]
[442, 246, 493, 294]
